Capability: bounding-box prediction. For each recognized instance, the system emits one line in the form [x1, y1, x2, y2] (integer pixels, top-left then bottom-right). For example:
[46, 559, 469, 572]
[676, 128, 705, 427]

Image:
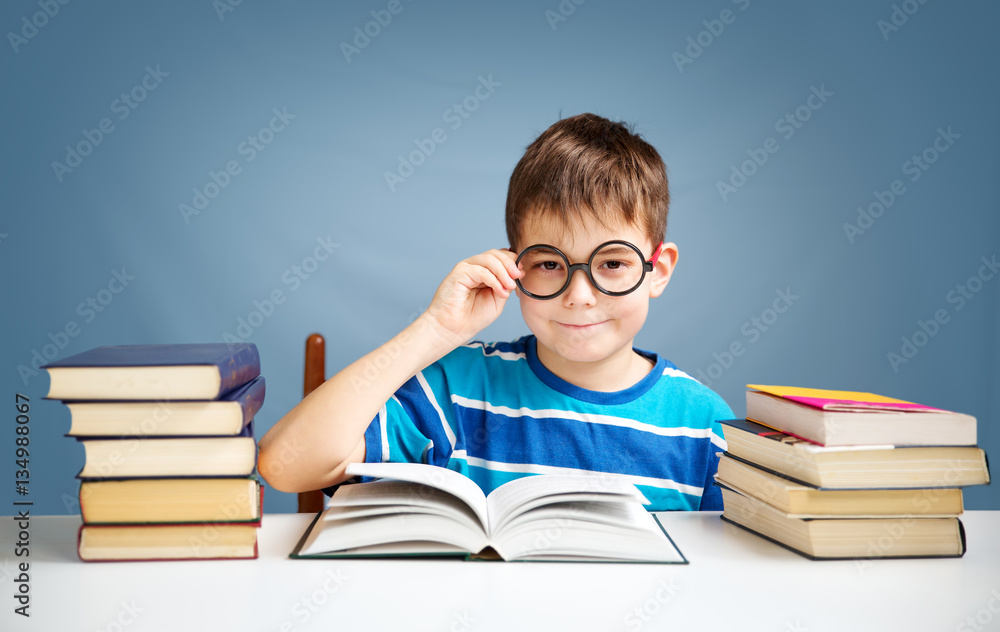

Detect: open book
[290, 462, 687, 563]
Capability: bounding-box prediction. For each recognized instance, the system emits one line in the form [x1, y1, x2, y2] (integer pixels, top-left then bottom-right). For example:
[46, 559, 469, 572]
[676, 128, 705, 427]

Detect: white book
[290, 462, 687, 564]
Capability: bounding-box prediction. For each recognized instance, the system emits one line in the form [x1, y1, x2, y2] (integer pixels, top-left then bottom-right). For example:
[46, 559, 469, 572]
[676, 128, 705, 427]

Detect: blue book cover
[227, 375, 265, 429]
[44, 343, 261, 400]
[64, 376, 266, 437]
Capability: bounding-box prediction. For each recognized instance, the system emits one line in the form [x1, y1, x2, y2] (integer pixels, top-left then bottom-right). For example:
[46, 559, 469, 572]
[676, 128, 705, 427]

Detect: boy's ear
[648, 242, 678, 299]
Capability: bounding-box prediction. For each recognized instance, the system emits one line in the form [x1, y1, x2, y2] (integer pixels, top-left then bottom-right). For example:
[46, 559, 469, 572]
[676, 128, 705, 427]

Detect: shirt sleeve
[698, 448, 724, 510]
[698, 405, 731, 511]
[362, 368, 457, 474]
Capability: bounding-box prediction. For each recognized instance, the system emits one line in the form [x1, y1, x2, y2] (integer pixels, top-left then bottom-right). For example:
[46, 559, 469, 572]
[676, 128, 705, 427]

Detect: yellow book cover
[746, 384, 947, 413]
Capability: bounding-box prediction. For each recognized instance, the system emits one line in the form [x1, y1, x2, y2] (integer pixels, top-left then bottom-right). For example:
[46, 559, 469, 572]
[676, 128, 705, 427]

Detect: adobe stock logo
[877, 0, 931, 41]
[672, 0, 751, 73]
[715, 84, 833, 201]
[179, 107, 295, 224]
[956, 588, 1000, 632]
[843, 126, 959, 244]
[384, 75, 500, 192]
[544, 0, 587, 31]
[17, 268, 136, 385]
[695, 287, 799, 387]
[51, 65, 170, 182]
[222, 236, 339, 348]
[886, 254, 997, 373]
[7, 0, 71, 54]
[277, 570, 349, 630]
[213, 0, 244, 22]
[623, 579, 681, 630]
[340, 0, 415, 63]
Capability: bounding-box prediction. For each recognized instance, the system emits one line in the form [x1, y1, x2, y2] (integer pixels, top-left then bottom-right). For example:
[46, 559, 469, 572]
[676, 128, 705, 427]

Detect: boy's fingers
[477, 253, 519, 291]
[469, 251, 521, 289]
[461, 263, 509, 298]
[495, 248, 524, 278]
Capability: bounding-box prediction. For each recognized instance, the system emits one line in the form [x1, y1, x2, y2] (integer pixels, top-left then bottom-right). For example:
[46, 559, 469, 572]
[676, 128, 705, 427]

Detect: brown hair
[505, 113, 669, 251]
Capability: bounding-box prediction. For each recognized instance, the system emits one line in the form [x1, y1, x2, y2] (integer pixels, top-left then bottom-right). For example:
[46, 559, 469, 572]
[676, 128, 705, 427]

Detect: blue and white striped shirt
[362, 335, 732, 510]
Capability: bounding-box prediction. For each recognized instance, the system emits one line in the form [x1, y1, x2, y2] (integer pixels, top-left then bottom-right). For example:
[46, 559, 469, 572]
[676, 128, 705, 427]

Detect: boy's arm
[257, 249, 522, 493]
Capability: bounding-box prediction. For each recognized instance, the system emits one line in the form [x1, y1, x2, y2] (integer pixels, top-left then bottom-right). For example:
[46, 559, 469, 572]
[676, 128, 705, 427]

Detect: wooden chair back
[297, 333, 328, 513]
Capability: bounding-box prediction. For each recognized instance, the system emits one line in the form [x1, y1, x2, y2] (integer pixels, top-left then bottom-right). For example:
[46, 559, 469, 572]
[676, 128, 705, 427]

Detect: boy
[259, 113, 732, 510]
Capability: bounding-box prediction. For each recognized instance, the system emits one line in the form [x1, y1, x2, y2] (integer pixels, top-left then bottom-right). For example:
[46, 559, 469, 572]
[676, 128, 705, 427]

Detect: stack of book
[717, 384, 991, 561]
[44, 343, 265, 562]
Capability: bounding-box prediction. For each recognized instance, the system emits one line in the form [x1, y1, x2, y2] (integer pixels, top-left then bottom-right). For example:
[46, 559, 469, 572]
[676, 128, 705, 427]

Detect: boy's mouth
[556, 321, 607, 330]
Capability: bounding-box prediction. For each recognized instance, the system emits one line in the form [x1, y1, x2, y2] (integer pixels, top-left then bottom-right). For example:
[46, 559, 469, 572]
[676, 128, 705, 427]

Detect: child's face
[514, 212, 676, 372]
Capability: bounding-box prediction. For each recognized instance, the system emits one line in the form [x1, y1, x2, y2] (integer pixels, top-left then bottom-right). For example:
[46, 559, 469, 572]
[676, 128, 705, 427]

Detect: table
[3, 511, 998, 631]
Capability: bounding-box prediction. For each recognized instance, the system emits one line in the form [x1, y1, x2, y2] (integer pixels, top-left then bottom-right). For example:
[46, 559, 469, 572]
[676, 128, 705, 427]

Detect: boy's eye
[526, 258, 564, 273]
[598, 259, 630, 272]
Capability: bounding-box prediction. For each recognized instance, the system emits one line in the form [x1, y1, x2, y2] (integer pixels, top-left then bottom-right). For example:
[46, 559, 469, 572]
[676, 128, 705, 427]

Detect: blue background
[1, 0, 996, 514]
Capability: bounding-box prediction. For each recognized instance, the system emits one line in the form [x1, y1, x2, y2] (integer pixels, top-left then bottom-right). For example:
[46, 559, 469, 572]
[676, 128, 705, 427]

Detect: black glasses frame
[514, 240, 659, 300]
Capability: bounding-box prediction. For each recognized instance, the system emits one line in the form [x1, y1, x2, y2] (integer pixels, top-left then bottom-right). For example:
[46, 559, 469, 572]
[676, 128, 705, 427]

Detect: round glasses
[515, 240, 663, 300]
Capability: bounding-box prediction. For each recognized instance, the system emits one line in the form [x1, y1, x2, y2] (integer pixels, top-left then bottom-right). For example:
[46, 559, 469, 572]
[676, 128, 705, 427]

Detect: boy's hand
[261, 248, 522, 493]
[422, 248, 523, 344]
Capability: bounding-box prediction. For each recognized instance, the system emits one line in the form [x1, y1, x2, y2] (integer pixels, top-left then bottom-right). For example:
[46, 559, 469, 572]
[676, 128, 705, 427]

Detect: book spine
[237, 377, 265, 428]
[218, 344, 261, 397]
[76, 523, 84, 562]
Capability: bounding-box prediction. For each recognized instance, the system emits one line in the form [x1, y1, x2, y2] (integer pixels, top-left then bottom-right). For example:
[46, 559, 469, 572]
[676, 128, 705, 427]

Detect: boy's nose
[562, 268, 597, 306]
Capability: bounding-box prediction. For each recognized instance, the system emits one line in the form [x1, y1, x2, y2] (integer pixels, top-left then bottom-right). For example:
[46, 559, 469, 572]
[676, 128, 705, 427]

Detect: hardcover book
[291, 462, 687, 564]
[719, 482, 966, 560]
[77, 521, 260, 562]
[76, 421, 257, 479]
[745, 384, 977, 446]
[715, 453, 964, 518]
[719, 418, 990, 488]
[80, 477, 262, 524]
[66, 376, 264, 437]
[44, 343, 261, 401]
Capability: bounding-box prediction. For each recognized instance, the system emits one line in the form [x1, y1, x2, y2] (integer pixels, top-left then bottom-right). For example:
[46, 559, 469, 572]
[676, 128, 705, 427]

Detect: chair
[297, 333, 328, 513]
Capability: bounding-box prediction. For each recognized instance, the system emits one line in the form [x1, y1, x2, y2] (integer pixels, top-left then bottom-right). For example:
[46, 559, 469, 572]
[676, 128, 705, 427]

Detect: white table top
[3, 511, 999, 631]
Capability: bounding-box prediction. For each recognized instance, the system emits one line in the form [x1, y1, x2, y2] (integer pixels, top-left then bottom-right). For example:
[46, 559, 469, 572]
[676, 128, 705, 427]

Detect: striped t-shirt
[361, 335, 732, 511]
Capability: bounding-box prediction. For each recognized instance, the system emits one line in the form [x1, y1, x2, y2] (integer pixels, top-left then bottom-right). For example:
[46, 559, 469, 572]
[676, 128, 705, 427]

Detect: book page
[319, 541, 471, 556]
[326, 481, 483, 532]
[494, 500, 656, 538]
[485, 473, 648, 532]
[492, 514, 685, 563]
[298, 512, 489, 556]
[488, 492, 647, 534]
[346, 462, 488, 528]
